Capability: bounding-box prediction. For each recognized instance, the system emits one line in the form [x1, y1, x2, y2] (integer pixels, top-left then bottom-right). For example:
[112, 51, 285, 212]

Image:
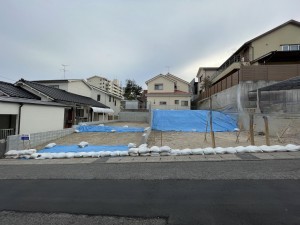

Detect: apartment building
[87, 76, 123, 99]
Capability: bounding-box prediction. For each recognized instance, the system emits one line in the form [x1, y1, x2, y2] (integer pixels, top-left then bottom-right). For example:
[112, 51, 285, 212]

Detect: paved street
[0, 158, 300, 224]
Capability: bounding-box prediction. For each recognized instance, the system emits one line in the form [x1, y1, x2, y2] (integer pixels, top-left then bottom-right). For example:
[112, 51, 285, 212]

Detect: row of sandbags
[128, 144, 300, 156]
[4, 149, 37, 159]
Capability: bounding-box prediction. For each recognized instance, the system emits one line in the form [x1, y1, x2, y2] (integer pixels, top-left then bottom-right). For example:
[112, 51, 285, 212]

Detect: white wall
[0, 102, 19, 114]
[20, 105, 64, 134]
[68, 81, 92, 97]
[91, 89, 121, 115]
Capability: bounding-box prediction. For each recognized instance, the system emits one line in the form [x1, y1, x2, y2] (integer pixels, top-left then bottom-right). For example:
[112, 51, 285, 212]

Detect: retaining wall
[119, 112, 150, 123]
[6, 128, 75, 151]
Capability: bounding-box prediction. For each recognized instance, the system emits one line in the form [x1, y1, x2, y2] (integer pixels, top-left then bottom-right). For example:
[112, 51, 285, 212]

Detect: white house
[145, 73, 192, 110]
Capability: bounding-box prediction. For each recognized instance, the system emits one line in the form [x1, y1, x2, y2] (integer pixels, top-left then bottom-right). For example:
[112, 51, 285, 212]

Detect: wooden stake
[161, 131, 162, 147]
[263, 116, 270, 146]
[249, 114, 255, 145]
[209, 97, 216, 148]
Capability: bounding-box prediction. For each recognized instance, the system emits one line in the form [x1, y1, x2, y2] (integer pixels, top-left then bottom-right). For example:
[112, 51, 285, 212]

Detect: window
[109, 96, 111, 102]
[175, 100, 179, 104]
[174, 83, 177, 90]
[181, 101, 188, 106]
[159, 101, 167, 105]
[97, 95, 101, 101]
[281, 44, 300, 51]
[154, 84, 163, 90]
[115, 100, 117, 106]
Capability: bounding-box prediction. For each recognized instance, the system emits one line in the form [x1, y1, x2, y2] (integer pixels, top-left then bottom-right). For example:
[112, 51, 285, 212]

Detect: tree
[123, 79, 142, 100]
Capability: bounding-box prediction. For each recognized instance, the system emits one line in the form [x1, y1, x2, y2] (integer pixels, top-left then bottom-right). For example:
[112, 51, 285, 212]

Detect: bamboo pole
[263, 116, 270, 146]
[249, 114, 255, 145]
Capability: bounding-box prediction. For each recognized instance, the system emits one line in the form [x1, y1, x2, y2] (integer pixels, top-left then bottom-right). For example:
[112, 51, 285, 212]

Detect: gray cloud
[0, 0, 300, 87]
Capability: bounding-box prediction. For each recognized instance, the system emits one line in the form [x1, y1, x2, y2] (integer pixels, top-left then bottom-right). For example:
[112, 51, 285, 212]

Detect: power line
[0, 75, 16, 82]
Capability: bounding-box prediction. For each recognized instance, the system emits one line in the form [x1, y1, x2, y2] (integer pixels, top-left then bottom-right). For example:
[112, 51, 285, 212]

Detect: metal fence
[0, 128, 15, 140]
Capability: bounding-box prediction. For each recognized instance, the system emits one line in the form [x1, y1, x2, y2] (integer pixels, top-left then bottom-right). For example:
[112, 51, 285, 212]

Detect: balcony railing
[0, 128, 15, 140]
[210, 55, 241, 81]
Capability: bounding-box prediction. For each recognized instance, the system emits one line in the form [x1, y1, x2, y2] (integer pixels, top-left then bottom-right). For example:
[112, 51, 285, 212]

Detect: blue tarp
[39, 145, 129, 153]
[152, 110, 237, 132]
[77, 125, 144, 133]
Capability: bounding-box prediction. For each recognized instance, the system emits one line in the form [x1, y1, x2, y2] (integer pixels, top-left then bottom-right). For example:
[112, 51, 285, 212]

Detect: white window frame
[154, 84, 163, 90]
[181, 100, 189, 106]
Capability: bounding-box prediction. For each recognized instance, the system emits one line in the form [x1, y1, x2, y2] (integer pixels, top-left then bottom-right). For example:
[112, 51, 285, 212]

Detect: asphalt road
[0, 159, 300, 224]
[0, 179, 300, 225]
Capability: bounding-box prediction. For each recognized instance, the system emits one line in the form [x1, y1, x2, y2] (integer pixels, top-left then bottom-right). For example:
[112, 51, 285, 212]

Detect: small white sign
[21, 134, 30, 141]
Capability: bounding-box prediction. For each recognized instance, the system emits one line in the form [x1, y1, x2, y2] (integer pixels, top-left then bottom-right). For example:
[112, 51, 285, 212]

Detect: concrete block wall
[6, 128, 75, 151]
[119, 112, 150, 123]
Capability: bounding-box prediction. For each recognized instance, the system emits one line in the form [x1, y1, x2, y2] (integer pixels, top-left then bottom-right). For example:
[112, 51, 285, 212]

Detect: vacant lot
[36, 122, 149, 150]
[147, 131, 300, 149]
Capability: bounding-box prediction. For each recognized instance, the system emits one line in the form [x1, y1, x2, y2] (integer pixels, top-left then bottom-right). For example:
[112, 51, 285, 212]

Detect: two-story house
[145, 73, 191, 110]
[195, 19, 300, 113]
[33, 79, 121, 116]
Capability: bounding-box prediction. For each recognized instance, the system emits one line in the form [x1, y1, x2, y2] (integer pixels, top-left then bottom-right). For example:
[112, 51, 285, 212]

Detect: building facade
[87, 76, 123, 99]
[194, 19, 300, 113]
[146, 73, 191, 110]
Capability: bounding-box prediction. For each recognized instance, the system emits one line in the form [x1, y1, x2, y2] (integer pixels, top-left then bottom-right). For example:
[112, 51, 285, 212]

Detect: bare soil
[36, 122, 149, 150]
[147, 131, 300, 149]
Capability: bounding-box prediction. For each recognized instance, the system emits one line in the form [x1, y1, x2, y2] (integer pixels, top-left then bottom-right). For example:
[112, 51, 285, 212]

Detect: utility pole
[61, 64, 69, 79]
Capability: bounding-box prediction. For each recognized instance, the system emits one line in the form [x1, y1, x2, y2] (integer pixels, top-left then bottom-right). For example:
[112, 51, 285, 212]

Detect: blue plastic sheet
[152, 110, 237, 132]
[39, 145, 129, 153]
[77, 125, 144, 133]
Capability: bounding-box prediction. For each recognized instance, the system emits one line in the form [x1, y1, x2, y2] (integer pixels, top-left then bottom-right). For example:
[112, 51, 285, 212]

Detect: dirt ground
[36, 122, 149, 150]
[147, 131, 300, 149]
[36, 121, 300, 150]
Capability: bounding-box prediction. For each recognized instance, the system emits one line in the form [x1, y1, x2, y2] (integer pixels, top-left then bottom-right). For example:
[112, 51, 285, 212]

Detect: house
[15, 79, 112, 126]
[87, 76, 123, 99]
[33, 79, 122, 116]
[145, 73, 191, 110]
[0, 81, 66, 138]
[194, 19, 300, 113]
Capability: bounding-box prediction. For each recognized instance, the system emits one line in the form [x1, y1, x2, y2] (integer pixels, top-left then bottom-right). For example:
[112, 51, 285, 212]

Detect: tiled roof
[0, 81, 40, 99]
[0, 96, 66, 107]
[17, 79, 109, 108]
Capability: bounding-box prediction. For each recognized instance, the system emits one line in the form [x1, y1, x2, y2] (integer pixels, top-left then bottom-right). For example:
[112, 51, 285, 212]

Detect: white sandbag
[74, 152, 83, 158]
[138, 147, 150, 154]
[4, 150, 19, 156]
[92, 152, 101, 158]
[52, 153, 66, 159]
[144, 127, 150, 131]
[45, 143, 56, 149]
[244, 145, 262, 153]
[100, 151, 111, 157]
[271, 145, 285, 152]
[129, 152, 139, 156]
[139, 144, 148, 148]
[191, 149, 204, 155]
[110, 151, 120, 157]
[78, 141, 89, 148]
[260, 145, 274, 152]
[214, 147, 226, 154]
[142, 133, 146, 137]
[119, 151, 129, 156]
[151, 152, 160, 157]
[160, 152, 170, 156]
[140, 153, 151, 156]
[123, 125, 129, 128]
[160, 146, 171, 153]
[86, 152, 96, 157]
[150, 146, 161, 153]
[203, 147, 215, 155]
[111, 130, 116, 133]
[235, 146, 247, 153]
[170, 149, 180, 156]
[180, 149, 192, 155]
[75, 129, 80, 133]
[19, 155, 31, 159]
[285, 144, 300, 152]
[65, 152, 75, 158]
[128, 143, 136, 148]
[98, 124, 104, 126]
[128, 148, 139, 154]
[79, 152, 90, 158]
[20, 149, 36, 155]
[80, 123, 87, 126]
[224, 147, 237, 154]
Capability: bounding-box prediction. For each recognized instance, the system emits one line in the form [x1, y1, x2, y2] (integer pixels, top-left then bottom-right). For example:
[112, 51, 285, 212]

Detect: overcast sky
[0, 0, 299, 88]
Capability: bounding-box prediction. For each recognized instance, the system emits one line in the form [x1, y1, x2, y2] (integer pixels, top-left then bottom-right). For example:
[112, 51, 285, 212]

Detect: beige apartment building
[146, 73, 191, 110]
[87, 76, 123, 99]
